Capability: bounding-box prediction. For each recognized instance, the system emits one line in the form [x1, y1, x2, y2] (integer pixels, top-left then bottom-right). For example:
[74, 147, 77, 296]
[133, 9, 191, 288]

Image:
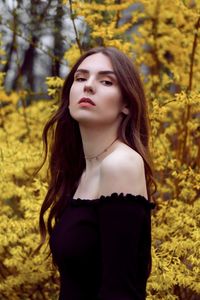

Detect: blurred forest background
[0, 0, 200, 299]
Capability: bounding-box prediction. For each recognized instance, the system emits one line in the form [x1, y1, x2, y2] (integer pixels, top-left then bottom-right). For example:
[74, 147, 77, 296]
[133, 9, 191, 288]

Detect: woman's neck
[79, 123, 120, 171]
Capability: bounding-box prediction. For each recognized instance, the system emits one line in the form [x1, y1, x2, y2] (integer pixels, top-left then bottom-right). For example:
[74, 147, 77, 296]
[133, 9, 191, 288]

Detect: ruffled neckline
[69, 192, 155, 209]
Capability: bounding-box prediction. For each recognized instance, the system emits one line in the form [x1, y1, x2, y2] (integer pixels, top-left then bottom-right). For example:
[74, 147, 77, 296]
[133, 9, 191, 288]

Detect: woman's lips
[79, 102, 95, 107]
[78, 97, 96, 106]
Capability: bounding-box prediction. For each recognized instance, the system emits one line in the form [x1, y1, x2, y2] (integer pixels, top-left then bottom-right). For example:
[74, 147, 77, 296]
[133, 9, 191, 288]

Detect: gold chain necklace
[84, 137, 118, 160]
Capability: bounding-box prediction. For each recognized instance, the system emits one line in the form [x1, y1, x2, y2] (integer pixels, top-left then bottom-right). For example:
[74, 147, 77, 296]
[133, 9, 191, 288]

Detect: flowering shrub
[0, 0, 199, 299]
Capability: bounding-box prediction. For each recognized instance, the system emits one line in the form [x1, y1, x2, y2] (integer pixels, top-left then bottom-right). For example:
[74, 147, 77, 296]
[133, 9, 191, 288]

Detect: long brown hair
[37, 46, 157, 249]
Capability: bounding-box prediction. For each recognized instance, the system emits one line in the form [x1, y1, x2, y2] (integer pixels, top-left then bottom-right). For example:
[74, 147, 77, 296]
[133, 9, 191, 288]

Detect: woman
[38, 47, 156, 300]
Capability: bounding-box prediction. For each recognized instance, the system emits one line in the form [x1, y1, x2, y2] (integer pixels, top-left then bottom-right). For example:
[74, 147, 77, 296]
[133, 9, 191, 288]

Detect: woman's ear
[121, 106, 129, 115]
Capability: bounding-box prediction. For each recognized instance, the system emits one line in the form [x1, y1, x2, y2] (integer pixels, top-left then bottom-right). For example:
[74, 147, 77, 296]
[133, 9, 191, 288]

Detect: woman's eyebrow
[75, 69, 116, 77]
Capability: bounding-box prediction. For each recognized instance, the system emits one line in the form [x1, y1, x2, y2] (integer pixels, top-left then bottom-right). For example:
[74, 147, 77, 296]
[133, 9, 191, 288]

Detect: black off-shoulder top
[49, 193, 155, 300]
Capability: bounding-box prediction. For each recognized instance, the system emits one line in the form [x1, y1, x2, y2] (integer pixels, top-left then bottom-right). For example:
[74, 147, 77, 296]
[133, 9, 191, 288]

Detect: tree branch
[115, 0, 121, 29]
[181, 17, 200, 164]
[150, 0, 161, 95]
[0, 20, 68, 67]
[187, 17, 200, 92]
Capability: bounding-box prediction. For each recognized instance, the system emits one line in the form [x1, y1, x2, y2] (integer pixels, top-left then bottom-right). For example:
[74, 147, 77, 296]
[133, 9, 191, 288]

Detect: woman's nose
[83, 77, 95, 94]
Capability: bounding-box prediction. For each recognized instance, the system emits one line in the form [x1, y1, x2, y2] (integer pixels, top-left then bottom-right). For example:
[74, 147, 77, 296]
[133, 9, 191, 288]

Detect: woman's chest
[73, 168, 101, 199]
[50, 205, 100, 266]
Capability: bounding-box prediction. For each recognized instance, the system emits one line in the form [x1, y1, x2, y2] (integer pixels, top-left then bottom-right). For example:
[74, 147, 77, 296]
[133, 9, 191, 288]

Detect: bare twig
[68, 0, 83, 54]
[38, 0, 54, 23]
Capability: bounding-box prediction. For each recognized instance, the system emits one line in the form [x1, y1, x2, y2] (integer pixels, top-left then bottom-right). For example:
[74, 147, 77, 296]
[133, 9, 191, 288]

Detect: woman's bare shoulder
[98, 142, 147, 198]
[102, 141, 144, 168]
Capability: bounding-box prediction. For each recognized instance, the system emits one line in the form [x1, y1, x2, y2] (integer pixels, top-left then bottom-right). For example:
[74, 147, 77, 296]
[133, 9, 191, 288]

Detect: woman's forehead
[77, 52, 114, 72]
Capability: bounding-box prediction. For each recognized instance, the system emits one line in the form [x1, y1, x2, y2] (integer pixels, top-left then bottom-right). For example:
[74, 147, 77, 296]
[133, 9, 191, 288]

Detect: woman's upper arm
[97, 194, 151, 300]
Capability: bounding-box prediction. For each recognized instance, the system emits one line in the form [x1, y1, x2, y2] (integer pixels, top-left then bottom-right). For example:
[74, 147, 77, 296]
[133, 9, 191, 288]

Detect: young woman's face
[69, 52, 128, 127]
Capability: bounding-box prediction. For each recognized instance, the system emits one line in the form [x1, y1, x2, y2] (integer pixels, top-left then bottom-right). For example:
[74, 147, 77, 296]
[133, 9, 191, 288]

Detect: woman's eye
[75, 77, 86, 82]
[101, 80, 113, 86]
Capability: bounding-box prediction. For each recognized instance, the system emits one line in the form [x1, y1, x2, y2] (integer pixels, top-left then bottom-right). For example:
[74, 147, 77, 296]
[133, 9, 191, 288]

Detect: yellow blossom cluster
[132, 0, 200, 97]
[64, 0, 140, 62]
[46, 76, 65, 99]
[63, 43, 81, 67]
